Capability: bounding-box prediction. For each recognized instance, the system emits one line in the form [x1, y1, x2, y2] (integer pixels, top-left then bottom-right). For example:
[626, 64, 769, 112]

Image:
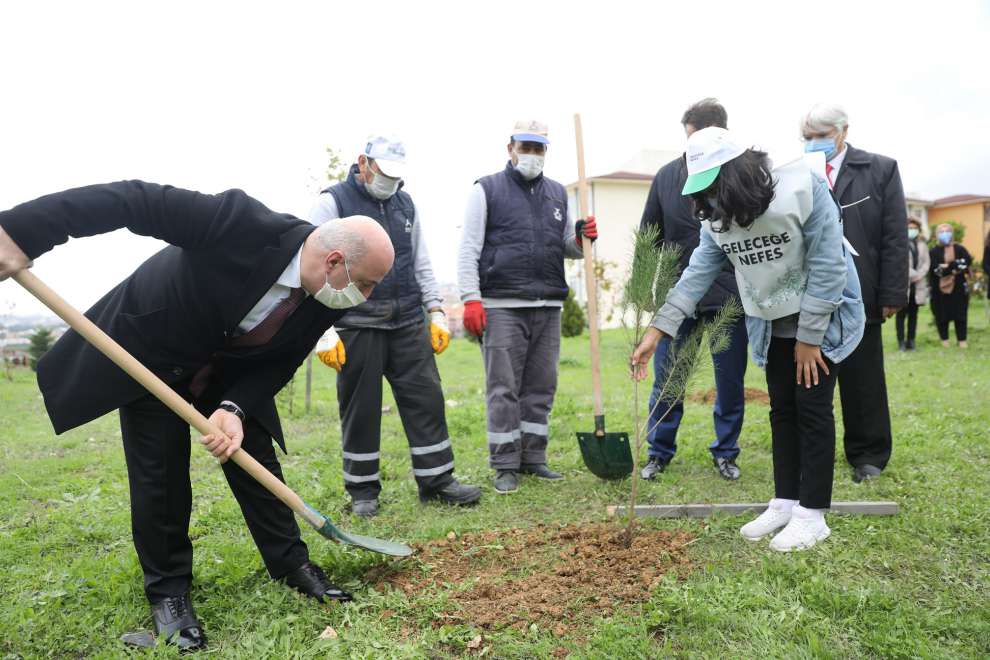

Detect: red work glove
[462, 300, 487, 337]
[576, 215, 598, 248]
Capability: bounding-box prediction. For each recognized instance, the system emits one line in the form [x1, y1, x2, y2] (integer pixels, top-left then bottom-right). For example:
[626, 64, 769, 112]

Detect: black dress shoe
[420, 478, 482, 505]
[853, 464, 882, 483]
[150, 593, 207, 651]
[714, 456, 741, 481]
[641, 456, 669, 480]
[905, 338, 915, 351]
[283, 561, 353, 603]
[519, 463, 563, 480]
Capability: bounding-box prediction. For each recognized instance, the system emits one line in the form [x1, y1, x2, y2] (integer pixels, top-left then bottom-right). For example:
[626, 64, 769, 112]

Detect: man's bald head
[302, 216, 394, 299]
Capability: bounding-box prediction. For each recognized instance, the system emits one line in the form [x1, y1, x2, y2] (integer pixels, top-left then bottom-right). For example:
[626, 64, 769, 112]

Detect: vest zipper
[381, 201, 400, 321]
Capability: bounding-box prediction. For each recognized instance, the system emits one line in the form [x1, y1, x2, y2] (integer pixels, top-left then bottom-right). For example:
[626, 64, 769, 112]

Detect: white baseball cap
[511, 119, 550, 145]
[363, 134, 408, 179]
[682, 126, 746, 195]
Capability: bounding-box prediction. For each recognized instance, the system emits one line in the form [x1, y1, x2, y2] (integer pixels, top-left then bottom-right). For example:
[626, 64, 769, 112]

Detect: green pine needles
[621, 226, 743, 545]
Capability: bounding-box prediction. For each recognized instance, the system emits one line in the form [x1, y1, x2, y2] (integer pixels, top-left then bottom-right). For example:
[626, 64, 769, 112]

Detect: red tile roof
[932, 194, 990, 206]
[593, 171, 654, 181]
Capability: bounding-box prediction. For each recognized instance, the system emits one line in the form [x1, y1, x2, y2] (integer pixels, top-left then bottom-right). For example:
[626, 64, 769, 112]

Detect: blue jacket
[653, 174, 865, 368]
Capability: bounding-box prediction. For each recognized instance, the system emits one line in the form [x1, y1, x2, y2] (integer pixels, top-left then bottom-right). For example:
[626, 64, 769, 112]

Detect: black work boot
[493, 470, 518, 494]
[519, 463, 563, 480]
[420, 478, 482, 506]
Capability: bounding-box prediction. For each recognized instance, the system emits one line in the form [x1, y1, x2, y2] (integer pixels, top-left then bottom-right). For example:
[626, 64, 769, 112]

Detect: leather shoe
[853, 464, 882, 483]
[420, 478, 482, 506]
[641, 456, 669, 480]
[519, 463, 563, 480]
[714, 457, 741, 481]
[150, 593, 207, 651]
[351, 499, 379, 518]
[283, 561, 353, 603]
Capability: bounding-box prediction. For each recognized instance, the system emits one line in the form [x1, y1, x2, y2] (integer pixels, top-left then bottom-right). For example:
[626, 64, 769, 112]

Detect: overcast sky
[2, 0, 988, 317]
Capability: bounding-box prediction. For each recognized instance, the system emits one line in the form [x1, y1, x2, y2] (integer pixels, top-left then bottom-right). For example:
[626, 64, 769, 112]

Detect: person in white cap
[631, 127, 865, 551]
[308, 135, 481, 518]
[457, 120, 598, 494]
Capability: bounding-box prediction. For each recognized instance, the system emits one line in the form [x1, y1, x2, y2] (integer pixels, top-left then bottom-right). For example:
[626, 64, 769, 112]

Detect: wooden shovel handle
[12, 269, 323, 528]
[574, 113, 604, 420]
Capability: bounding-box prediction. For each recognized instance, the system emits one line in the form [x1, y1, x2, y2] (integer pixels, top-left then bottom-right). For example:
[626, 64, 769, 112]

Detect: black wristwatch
[218, 401, 245, 420]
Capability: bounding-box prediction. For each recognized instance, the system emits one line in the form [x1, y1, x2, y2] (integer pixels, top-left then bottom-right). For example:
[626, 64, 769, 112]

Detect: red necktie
[825, 163, 834, 189]
[231, 287, 307, 347]
[188, 287, 306, 397]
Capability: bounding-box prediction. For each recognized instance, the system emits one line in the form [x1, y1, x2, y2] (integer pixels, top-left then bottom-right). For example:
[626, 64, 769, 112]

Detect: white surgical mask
[364, 165, 400, 200]
[907, 228, 919, 240]
[514, 153, 545, 180]
[313, 258, 367, 309]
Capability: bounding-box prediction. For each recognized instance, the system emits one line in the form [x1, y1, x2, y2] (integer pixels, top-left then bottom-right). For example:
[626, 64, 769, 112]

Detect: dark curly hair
[689, 149, 775, 231]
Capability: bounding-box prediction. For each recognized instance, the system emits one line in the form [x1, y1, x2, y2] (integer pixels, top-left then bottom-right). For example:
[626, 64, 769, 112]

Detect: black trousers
[336, 320, 455, 501]
[119, 388, 309, 603]
[766, 338, 839, 509]
[836, 323, 893, 470]
[895, 288, 918, 341]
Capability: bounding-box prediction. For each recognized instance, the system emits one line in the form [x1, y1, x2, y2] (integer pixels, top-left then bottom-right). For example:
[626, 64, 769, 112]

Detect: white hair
[801, 103, 849, 136]
[314, 219, 368, 265]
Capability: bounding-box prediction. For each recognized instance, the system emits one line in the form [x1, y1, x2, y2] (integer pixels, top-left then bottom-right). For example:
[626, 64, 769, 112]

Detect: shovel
[13, 269, 413, 557]
[572, 113, 633, 480]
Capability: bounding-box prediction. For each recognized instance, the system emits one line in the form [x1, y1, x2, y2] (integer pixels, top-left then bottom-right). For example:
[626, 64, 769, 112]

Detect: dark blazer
[0, 181, 346, 449]
[639, 155, 738, 313]
[831, 144, 909, 323]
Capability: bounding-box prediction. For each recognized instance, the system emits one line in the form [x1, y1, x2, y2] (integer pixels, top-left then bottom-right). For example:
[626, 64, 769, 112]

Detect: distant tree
[561, 290, 587, 337]
[324, 146, 348, 185]
[28, 327, 54, 371]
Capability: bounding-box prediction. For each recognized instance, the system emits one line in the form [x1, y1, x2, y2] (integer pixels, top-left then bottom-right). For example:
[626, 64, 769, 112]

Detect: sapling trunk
[620, 227, 742, 546]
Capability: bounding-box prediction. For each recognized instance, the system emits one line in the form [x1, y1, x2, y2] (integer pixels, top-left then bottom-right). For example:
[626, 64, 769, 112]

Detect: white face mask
[514, 152, 545, 180]
[313, 258, 367, 309]
[364, 163, 400, 200]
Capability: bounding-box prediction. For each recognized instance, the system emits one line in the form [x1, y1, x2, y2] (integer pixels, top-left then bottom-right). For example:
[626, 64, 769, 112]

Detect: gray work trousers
[482, 307, 561, 470]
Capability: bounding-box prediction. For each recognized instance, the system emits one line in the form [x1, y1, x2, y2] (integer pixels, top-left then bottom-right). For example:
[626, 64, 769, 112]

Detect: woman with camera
[929, 223, 973, 348]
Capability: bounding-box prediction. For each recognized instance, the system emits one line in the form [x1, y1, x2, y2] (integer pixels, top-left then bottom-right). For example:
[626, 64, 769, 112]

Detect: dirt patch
[688, 387, 770, 405]
[367, 523, 694, 635]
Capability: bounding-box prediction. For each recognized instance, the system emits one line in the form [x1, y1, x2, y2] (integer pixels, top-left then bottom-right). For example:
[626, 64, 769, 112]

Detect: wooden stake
[606, 501, 900, 518]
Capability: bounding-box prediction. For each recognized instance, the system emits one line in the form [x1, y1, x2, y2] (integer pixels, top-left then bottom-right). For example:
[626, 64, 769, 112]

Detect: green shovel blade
[303, 502, 413, 557]
[577, 431, 633, 480]
[317, 519, 414, 557]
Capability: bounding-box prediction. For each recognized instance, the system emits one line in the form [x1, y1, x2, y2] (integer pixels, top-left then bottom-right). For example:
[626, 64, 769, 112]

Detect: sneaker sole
[494, 486, 518, 494]
[740, 525, 788, 542]
[770, 526, 831, 552]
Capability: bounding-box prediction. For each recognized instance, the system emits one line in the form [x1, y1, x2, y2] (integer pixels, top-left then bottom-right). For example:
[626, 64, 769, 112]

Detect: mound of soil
[689, 387, 770, 405]
[367, 523, 694, 635]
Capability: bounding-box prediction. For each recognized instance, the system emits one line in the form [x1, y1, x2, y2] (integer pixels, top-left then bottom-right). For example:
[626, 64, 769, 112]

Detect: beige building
[565, 149, 681, 328]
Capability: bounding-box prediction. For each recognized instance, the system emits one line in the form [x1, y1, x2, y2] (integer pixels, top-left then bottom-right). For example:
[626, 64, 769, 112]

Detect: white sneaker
[769, 507, 830, 552]
[740, 500, 794, 540]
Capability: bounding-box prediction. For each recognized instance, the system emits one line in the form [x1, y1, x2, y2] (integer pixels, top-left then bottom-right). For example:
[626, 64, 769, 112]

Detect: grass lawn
[1, 301, 989, 658]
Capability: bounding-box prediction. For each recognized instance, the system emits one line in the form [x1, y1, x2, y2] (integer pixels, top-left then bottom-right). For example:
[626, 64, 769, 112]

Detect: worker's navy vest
[477, 162, 569, 301]
[324, 165, 422, 329]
